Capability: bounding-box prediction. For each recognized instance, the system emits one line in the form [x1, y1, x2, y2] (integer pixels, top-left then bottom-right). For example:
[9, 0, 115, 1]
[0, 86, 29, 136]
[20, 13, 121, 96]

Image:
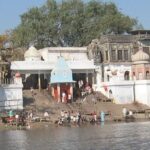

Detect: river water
[0, 122, 150, 150]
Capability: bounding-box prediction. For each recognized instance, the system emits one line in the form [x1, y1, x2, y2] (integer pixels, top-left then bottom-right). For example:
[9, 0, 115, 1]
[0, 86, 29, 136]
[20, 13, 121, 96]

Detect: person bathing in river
[77, 112, 81, 125]
[93, 111, 97, 122]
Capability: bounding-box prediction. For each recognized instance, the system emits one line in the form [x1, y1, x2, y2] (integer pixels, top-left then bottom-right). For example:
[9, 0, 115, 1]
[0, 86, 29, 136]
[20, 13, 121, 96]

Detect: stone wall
[97, 80, 150, 106]
[0, 84, 23, 110]
[135, 80, 150, 106]
[104, 64, 132, 82]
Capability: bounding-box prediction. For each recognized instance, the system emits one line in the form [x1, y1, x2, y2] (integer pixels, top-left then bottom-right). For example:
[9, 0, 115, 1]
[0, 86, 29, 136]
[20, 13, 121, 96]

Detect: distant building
[10, 29, 150, 106]
[89, 30, 150, 106]
[87, 30, 150, 83]
[132, 46, 150, 80]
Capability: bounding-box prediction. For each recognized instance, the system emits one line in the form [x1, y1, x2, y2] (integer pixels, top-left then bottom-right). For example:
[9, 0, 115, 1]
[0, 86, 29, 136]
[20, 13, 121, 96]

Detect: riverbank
[0, 114, 150, 132]
[0, 111, 149, 132]
[1, 89, 150, 131]
[23, 89, 150, 120]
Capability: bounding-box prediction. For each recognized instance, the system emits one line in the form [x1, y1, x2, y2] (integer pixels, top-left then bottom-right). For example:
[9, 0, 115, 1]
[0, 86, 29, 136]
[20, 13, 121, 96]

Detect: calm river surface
[0, 122, 150, 150]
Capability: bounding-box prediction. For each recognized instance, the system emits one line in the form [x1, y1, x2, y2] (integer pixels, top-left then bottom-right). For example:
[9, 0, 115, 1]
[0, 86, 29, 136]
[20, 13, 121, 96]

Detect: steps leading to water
[23, 89, 150, 121]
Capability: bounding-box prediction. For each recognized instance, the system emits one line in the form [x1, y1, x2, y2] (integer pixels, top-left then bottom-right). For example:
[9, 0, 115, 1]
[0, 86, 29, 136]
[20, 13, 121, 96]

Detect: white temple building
[10, 44, 150, 107]
[11, 46, 96, 91]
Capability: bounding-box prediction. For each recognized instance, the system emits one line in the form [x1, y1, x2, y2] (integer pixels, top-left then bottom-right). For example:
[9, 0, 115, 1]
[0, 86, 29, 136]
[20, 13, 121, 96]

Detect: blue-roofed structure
[50, 57, 74, 84]
[50, 57, 74, 102]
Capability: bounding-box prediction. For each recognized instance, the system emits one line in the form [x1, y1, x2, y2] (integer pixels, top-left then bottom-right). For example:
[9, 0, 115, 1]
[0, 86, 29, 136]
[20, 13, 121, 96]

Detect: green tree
[12, 0, 138, 48]
[59, 0, 85, 46]
[0, 35, 7, 49]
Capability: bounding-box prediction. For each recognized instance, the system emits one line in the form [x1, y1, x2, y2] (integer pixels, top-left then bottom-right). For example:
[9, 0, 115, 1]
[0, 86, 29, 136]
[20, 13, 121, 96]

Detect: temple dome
[50, 57, 74, 84]
[24, 46, 41, 59]
[131, 47, 149, 62]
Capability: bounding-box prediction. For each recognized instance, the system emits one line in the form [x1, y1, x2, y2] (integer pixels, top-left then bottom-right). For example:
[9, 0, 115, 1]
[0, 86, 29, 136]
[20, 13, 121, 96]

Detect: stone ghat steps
[93, 91, 109, 101]
[23, 89, 150, 121]
[23, 89, 52, 110]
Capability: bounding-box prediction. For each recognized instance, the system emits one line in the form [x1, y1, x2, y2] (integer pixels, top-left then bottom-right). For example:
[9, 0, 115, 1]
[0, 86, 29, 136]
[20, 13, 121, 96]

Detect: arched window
[94, 50, 103, 65]
[146, 71, 150, 79]
[107, 75, 110, 81]
[124, 71, 130, 80]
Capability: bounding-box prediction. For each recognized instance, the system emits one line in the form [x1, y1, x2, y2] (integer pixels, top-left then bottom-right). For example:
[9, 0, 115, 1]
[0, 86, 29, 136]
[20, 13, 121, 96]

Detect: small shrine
[24, 46, 41, 61]
[50, 56, 75, 103]
[131, 46, 150, 80]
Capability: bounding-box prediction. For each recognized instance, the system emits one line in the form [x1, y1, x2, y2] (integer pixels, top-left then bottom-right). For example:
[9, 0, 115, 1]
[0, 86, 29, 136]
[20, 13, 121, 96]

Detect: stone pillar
[57, 83, 61, 102]
[86, 71, 89, 83]
[38, 73, 41, 91]
[70, 83, 73, 102]
[92, 72, 95, 87]
[116, 48, 118, 61]
[0, 71, 1, 84]
[143, 65, 146, 79]
[51, 86, 54, 97]
[95, 68, 102, 91]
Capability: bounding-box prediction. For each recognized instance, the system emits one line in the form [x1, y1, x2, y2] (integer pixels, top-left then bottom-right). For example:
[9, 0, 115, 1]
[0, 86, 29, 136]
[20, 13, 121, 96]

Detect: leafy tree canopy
[12, 0, 139, 48]
[0, 34, 8, 49]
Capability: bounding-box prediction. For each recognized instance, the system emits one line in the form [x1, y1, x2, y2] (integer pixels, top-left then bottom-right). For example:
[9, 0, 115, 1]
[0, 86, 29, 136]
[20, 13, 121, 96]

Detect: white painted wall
[98, 80, 150, 106]
[135, 80, 150, 106]
[99, 81, 134, 104]
[40, 47, 88, 62]
[104, 64, 132, 82]
[25, 57, 41, 61]
[0, 84, 23, 110]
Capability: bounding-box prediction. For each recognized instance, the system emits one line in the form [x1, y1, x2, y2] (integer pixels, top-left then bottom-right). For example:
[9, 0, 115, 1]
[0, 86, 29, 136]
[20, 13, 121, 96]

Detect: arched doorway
[146, 71, 150, 79]
[94, 50, 103, 65]
[124, 71, 130, 80]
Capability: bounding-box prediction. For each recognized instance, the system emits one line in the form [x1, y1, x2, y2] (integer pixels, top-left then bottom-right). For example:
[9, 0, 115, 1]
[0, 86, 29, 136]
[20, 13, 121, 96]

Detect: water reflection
[0, 122, 150, 150]
[0, 130, 27, 150]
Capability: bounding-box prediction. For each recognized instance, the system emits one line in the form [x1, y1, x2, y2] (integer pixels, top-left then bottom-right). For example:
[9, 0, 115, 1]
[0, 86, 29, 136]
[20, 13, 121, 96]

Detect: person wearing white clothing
[62, 92, 66, 103]
[122, 107, 127, 117]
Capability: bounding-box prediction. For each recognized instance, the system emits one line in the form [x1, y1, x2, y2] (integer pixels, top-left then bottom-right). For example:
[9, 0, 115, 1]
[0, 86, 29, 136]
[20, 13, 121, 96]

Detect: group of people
[90, 111, 105, 123]
[0, 109, 50, 130]
[57, 110, 106, 126]
[61, 92, 72, 103]
[76, 80, 93, 98]
[58, 110, 81, 125]
[5, 110, 27, 126]
[122, 107, 133, 118]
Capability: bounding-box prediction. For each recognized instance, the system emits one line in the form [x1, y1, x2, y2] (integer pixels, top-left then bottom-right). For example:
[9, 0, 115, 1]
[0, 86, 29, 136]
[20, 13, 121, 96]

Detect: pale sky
[0, 0, 150, 34]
